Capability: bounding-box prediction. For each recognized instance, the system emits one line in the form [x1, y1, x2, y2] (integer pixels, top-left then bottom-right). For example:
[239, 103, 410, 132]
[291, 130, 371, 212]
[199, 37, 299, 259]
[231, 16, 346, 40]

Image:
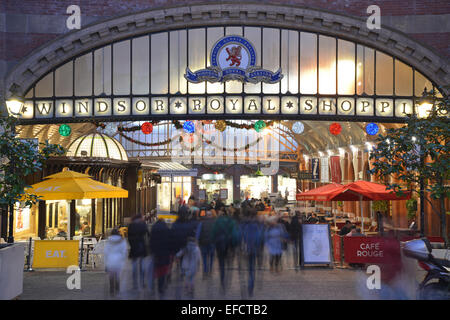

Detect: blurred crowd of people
[103, 196, 312, 299]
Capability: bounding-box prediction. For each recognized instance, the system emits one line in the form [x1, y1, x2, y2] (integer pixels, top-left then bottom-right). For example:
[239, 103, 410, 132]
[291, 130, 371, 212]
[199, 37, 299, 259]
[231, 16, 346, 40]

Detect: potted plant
[406, 198, 418, 223]
[372, 200, 389, 214]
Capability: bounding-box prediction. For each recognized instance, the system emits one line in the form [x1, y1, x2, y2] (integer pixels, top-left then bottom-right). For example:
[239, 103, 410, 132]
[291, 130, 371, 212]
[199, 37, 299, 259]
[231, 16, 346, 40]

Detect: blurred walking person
[289, 213, 302, 270]
[197, 209, 216, 277]
[104, 228, 128, 297]
[149, 219, 172, 299]
[265, 216, 288, 273]
[241, 211, 264, 297]
[127, 214, 149, 290]
[175, 236, 202, 298]
[211, 209, 239, 292]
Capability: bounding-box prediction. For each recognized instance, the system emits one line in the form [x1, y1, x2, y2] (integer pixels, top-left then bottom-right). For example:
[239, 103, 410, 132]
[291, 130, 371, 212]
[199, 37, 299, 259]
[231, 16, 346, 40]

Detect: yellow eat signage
[33, 240, 79, 268]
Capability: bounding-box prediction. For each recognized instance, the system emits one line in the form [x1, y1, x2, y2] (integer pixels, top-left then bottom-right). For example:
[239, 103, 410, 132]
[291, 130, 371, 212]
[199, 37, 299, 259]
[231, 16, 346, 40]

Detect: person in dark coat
[211, 210, 239, 291]
[241, 211, 264, 297]
[289, 213, 302, 269]
[339, 220, 353, 236]
[171, 208, 198, 256]
[149, 219, 172, 299]
[197, 210, 217, 276]
[127, 214, 149, 289]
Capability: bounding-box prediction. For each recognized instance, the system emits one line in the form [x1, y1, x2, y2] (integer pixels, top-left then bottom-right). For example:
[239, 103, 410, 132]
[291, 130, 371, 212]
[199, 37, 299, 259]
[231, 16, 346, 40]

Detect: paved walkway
[19, 250, 424, 300]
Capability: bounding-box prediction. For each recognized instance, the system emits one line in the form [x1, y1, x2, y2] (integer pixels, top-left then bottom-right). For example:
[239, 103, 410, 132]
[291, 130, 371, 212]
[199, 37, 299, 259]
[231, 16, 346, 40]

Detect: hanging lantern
[255, 168, 263, 176]
[141, 122, 153, 134]
[103, 122, 117, 136]
[292, 121, 305, 134]
[254, 120, 267, 132]
[365, 122, 379, 136]
[329, 123, 342, 136]
[58, 124, 71, 137]
[215, 120, 227, 132]
[183, 121, 195, 134]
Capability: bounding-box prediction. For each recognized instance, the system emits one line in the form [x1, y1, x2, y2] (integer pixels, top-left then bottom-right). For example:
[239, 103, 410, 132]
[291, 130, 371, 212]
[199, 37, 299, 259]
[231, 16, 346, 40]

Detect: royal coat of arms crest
[185, 35, 283, 84]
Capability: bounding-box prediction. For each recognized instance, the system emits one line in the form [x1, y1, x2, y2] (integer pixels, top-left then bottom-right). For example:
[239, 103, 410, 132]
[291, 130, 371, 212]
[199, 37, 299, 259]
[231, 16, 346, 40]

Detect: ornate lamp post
[4, 94, 24, 243]
[416, 87, 439, 237]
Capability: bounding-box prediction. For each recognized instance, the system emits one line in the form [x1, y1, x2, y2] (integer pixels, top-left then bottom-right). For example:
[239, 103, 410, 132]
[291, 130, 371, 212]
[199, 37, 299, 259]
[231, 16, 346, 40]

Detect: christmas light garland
[95, 120, 271, 150]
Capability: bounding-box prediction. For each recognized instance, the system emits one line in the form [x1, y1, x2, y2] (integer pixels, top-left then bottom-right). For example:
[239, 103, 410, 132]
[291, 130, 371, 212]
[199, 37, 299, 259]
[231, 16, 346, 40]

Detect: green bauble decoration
[254, 120, 266, 132]
[59, 124, 71, 137]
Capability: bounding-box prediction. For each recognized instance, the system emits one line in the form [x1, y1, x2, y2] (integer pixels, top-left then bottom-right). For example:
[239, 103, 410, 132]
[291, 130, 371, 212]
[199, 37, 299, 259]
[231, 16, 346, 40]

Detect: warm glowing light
[412, 136, 417, 142]
[318, 151, 324, 157]
[350, 145, 358, 153]
[339, 148, 345, 156]
[337, 60, 355, 94]
[417, 102, 433, 118]
[327, 150, 333, 156]
[6, 99, 24, 117]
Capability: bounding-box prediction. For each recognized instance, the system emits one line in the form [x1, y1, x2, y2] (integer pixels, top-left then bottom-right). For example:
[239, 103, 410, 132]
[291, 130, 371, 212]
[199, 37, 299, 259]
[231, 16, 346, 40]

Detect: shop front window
[240, 175, 272, 200]
[13, 202, 38, 241]
[157, 176, 192, 212]
[277, 175, 297, 201]
[45, 200, 69, 239]
[198, 175, 233, 205]
[75, 199, 92, 237]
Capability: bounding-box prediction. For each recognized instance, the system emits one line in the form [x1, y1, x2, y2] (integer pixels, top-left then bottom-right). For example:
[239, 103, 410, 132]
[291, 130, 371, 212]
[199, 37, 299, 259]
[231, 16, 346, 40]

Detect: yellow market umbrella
[25, 169, 128, 200]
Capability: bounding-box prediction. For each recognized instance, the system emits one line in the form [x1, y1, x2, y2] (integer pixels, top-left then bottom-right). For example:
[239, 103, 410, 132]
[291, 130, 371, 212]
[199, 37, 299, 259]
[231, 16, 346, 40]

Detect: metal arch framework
[113, 120, 301, 163]
[11, 24, 444, 125]
[4, 2, 449, 100]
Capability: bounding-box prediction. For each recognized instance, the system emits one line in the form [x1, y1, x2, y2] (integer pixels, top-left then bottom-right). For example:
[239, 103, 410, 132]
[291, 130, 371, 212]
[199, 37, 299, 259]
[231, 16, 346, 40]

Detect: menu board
[219, 189, 228, 200]
[301, 224, 332, 265]
[15, 205, 31, 233]
[198, 189, 206, 200]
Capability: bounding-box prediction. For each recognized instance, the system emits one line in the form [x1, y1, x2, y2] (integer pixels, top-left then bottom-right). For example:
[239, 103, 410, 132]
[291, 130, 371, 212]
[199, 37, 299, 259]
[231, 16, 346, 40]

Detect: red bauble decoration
[141, 122, 153, 134]
[329, 123, 342, 135]
[202, 120, 213, 125]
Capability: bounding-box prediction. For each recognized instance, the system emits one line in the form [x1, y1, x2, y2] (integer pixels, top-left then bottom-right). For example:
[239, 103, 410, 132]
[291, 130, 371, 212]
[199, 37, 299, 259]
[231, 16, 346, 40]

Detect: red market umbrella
[335, 180, 411, 201]
[296, 183, 343, 201]
[331, 181, 411, 233]
[296, 181, 411, 233]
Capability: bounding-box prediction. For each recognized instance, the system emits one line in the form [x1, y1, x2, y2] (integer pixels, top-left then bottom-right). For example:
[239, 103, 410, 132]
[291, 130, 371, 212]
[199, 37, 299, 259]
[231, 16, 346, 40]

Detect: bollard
[79, 237, 84, 271]
[24, 237, 34, 272]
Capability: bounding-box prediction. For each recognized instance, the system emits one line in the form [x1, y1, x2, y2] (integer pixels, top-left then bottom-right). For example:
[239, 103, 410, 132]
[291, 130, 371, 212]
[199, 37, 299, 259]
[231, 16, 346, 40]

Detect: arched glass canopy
[19, 26, 441, 123]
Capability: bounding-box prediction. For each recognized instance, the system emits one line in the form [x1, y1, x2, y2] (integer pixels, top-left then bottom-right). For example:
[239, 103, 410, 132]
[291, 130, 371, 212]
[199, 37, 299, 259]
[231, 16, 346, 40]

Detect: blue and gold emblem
[185, 35, 283, 84]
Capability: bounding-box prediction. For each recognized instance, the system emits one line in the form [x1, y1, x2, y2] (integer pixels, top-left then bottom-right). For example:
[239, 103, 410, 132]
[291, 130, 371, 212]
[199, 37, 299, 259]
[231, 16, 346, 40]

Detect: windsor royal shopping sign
[16, 35, 419, 124]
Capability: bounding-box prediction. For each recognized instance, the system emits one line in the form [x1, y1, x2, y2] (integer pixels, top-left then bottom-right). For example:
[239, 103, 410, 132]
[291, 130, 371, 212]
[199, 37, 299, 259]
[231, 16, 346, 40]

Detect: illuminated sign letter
[380, 101, 390, 113]
[210, 99, 221, 111]
[305, 99, 314, 111]
[361, 101, 370, 112]
[135, 100, 146, 112]
[340, 100, 352, 112]
[78, 101, 89, 114]
[192, 99, 202, 111]
[266, 99, 276, 111]
[229, 99, 239, 110]
[155, 100, 165, 111]
[97, 101, 108, 113]
[248, 99, 258, 110]
[37, 102, 52, 115]
[117, 100, 127, 112]
[322, 100, 333, 112]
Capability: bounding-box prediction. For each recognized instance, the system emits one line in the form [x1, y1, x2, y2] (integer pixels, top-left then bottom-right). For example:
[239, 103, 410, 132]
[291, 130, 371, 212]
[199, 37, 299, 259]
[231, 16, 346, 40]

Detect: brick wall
[1, 0, 449, 70]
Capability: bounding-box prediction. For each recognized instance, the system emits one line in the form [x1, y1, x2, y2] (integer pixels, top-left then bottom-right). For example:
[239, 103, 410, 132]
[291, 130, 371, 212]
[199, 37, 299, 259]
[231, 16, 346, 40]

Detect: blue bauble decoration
[183, 121, 195, 133]
[366, 123, 379, 135]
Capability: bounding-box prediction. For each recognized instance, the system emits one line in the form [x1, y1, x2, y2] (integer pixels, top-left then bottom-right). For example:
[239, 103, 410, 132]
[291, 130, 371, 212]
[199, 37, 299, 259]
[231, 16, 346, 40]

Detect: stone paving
[19, 249, 425, 300]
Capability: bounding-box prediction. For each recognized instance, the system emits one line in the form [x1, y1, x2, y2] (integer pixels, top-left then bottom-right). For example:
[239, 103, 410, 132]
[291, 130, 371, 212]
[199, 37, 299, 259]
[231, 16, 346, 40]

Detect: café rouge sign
[17, 96, 418, 121]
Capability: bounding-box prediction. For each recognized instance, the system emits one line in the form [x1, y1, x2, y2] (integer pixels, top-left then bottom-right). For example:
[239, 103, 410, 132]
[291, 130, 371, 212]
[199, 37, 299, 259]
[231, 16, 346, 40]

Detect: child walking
[176, 236, 202, 298]
[104, 228, 128, 297]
